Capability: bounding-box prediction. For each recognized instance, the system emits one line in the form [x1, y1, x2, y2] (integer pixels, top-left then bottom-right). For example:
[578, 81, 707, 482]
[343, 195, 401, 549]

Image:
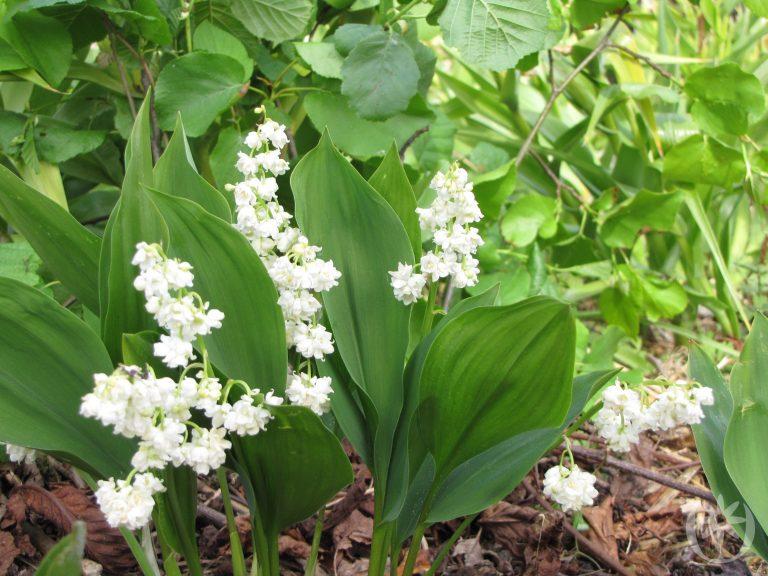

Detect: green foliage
[35, 522, 86, 576]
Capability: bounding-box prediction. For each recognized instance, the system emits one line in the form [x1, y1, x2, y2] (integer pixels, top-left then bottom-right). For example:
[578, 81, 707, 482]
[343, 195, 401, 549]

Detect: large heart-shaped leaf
[230, 0, 313, 44]
[232, 406, 352, 575]
[291, 131, 413, 485]
[724, 314, 768, 536]
[148, 190, 286, 392]
[416, 296, 576, 480]
[100, 93, 168, 360]
[0, 166, 100, 312]
[690, 345, 768, 559]
[154, 116, 231, 222]
[0, 278, 134, 479]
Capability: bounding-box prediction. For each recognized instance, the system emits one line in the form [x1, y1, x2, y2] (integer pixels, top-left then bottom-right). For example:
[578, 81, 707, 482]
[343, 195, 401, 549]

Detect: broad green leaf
[210, 126, 244, 193]
[332, 23, 382, 56]
[427, 369, 617, 522]
[468, 268, 531, 305]
[100, 94, 168, 360]
[0, 241, 43, 287]
[69, 184, 119, 224]
[148, 190, 287, 392]
[294, 41, 344, 79]
[341, 31, 420, 120]
[474, 160, 516, 221]
[0, 278, 134, 479]
[663, 135, 745, 187]
[417, 296, 576, 480]
[134, 0, 172, 45]
[303, 92, 432, 160]
[599, 190, 683, 248]
[0, 38, 26, 71]
[744, 0, 768, 16]
[599, 286, 639, 336]
[34, 117, 106, 164]
[155, 53, 245, 137]
[155, 466, 204, 576]
[620, 265, 687, 321]
[0, 11, 72, 86]
[154, 117, 231, 221]
[35, 521, 86, 576]
[292, 131, 413, 483]
[725, 314, 768, 536]
[501, 194, 557, 247]
[230, 0, 313, 44]
[232, 406, 352, 568]
[684, 64, 765, 137]
[0, 165, 101, 312]
[368, 143, 421, 257]
[690, 345, 768, 559]
[193, 20, 253, 82]
[438, 0, 549, 70]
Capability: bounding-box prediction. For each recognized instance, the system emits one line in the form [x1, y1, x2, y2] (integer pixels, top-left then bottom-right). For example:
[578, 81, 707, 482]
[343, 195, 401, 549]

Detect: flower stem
[424, 514, 476, 576]
[217, 467, 248, 576]
[420, 281, 438, 338]
[401, 523, 426, 576]
[369, 491, 392, 576]
[120, 527, 161, 576]
[304, 506, 325, 576]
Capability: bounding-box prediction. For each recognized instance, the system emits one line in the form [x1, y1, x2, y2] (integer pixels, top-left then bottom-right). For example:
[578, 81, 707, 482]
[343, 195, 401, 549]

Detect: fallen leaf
[0, 531, 19, 575]
[582, 496, 618, 561]
[279, 534, 311, 558]
[332, 509, 372, 552]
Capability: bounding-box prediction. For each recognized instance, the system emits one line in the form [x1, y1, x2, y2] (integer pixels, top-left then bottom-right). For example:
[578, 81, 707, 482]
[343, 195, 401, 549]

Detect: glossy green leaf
[690, 345, 768, 559]
[368, 143, 421, 257]
[292, 131, 413, 482]
[416, 296, 576, 480]
[155, 53, 245, 137]
[684, 64, 765, 137]
[341, 31, 420, 120]
[663, 135, 745, 187]
[0, 278, 134, 479]
[0, 166, 100, 311]
[100, 94, 168, 360]
[501, 194, 557, 247]
[154, 116, 231, 221]
[599, 190, 683, 248]
[134, 0, 172, 45]
[438, 0, 549, 70]
[725, 314, 768, 536]
[230, 0, 313, 44]
[194, 20, 253, 82]
[0, 11, 72, 86]
[232, 406, 352, 574]
[294, 41, 344, 79]
[148, 190, 287, 391]
[35, 521, 86, 576]
[599, 286, 640, 336]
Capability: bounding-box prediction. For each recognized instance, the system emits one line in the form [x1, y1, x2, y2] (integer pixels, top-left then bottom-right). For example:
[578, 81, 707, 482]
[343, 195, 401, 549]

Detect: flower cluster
[81, 244, 283, 530]
[542, 464, 599, 512]
[390, 164, 483, 305]
[5, 443, 36, 464]
[227, 114, 340, 414]
[594, 379, 714, 452]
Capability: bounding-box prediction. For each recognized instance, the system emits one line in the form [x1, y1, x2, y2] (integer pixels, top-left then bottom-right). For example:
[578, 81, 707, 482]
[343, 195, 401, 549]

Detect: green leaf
[0, 278, 134, 478]
[438, 0, 549, 71]
[501, 194, 557, 247]
[210, 126, 244, 192]
[0, 165, 101, 312]
[599, 286, 639, 337]
[690, 345, 768, 559]
[291, 131, 413, 482]
[427, 369, 616, 522]
[303, 91, 432, 160]
[368, 143, 421, 258]
[417, 297, 575, 480]
[663, 135, 745, 187]
[294, 41, 344, 79]
[341, 31, 420, 120]
[36, 521, 86, 576]
[194, 20, 253, 82]
[744, 0, 768, 17]
[0, 38, 26, 72]
[230, 0, 313, 44]
[148, 190, 287, 391]
[100, 94, 168, 360]
[684, 63, 765, 137]
[599, 190, 683, 248]
[134, 0, 172, 45]
[473, 160, 516, 221]
[0, 241, 43, 287]
[34, 117, 106, 164]
[0, 11, 72, 86]
[332, 23, 382, 56]
[725, 314, 768, 536]
[155, 53, 245, 137]
[154, 116, 231, 221]
[232, 406, 352, 571]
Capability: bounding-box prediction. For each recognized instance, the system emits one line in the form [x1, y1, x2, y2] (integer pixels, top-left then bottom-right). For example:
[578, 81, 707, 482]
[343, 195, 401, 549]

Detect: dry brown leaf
[279, 534, 311, 559]
[332, 509, 372, 552]
[582, 495, 618, 561]
[0, 531, 20, 575]
[453, 534, 484, 567]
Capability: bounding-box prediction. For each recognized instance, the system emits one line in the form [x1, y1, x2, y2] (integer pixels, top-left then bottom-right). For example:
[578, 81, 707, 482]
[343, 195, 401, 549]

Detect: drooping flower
[95, 473, 166, 531]
[542, 464, 599, 512]
[5, 444, 36, 464]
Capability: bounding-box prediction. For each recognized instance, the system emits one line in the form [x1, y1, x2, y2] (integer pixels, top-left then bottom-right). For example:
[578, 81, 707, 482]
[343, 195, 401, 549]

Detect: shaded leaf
[599, 190, 682, 248]
[230, 0, 313, 44]
[501, 194, 557, 247]
[663, 135, 745, 187]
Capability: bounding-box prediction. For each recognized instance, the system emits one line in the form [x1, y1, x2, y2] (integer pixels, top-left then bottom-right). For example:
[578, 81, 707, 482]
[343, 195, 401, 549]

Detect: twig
[103, 15, 136, 119]
[607, 43, 682, 85]
[523, 478, 632, 576]
[568, 444, 716, 503]
[515, 8, 628, 168]
[399, 125, 430, 160]
[198, 504, 227, 528]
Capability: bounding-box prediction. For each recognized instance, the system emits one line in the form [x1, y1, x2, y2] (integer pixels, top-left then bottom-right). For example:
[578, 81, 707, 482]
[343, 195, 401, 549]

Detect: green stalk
[120, 527, 162, 576]
[304, 507, 325, 576]
[401, 523, 427, 576]
[368, 491, 392, 576]
[421, 281, 439, 338]
[217, 467, 248, 576]
[424, 514, 477, 576]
